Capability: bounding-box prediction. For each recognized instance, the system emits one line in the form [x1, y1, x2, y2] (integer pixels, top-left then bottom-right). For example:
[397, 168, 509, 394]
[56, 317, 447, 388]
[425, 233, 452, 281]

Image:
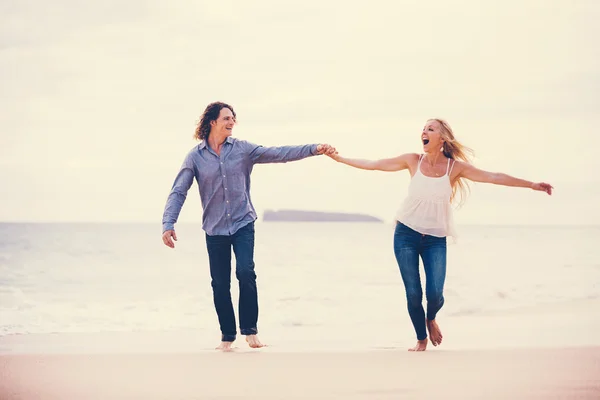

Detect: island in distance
[262, 209, 384, 222]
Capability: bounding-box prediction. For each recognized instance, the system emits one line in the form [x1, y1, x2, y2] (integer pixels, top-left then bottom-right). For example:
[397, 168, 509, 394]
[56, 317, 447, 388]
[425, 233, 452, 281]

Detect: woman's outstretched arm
[328, 152, 417, 172]
[457, 162, 553, 195]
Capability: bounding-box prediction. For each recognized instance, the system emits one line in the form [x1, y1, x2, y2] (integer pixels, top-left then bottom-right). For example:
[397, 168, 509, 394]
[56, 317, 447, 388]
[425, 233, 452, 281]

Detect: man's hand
[162, 230, 178, 248]
[316, 144, 337, 156]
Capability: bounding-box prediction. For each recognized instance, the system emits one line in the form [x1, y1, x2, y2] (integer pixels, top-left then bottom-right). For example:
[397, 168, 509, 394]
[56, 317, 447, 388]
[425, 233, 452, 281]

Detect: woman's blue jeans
[393, 222, 447, 341]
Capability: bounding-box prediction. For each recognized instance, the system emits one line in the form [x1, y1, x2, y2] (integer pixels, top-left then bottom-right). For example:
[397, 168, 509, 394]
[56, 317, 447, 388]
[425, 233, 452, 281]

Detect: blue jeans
[205, 221, 258, 342]
[393, 222, 447, 341]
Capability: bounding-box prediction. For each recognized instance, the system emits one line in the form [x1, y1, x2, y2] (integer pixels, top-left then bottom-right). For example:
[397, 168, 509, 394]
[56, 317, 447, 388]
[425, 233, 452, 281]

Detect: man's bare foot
[216, 341, 234, 351]
[245, 335, 266, 348]
[427, 319, 443, 346]
[408, 339, 428, 351]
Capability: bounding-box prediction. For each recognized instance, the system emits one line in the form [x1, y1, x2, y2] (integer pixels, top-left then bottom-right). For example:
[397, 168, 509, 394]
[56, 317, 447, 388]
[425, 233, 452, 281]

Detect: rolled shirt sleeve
[246, 142, 319, 164]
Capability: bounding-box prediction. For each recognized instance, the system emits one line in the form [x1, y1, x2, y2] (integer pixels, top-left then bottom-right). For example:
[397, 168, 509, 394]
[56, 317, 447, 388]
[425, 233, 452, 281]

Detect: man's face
[211, 108, 236, 137]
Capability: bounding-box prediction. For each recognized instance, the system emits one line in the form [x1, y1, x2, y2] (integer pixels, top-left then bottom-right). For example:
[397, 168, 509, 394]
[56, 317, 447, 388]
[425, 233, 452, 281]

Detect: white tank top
[396, 154, 457, 239]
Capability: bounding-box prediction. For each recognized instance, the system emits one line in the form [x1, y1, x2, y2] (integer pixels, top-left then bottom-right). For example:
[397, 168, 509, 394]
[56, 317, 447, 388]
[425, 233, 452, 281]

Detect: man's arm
[161, 156, 195, 247]
[245, 141, 328, 164]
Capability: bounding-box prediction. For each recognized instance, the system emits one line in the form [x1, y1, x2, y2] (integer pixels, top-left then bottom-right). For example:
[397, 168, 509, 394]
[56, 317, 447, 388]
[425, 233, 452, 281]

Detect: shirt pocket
[226, 154, 249, 194]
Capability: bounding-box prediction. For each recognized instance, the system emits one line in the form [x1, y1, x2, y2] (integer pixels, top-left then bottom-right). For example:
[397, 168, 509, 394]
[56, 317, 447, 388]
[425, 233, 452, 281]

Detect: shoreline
[3, 297, 599, 355]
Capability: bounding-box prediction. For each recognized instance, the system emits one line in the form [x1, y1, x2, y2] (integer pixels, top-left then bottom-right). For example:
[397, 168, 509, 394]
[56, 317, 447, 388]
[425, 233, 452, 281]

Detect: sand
[2, 298, 599, 399]
[1, 346, 599, 399]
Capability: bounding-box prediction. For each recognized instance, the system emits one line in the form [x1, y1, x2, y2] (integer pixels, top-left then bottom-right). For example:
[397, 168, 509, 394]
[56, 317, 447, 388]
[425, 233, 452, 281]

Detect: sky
[1, 0, 598, 225]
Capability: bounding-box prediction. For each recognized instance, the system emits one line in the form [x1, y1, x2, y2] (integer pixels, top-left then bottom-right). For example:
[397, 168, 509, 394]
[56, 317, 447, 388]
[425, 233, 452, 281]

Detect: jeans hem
[221, 334, 236, 342]
[240, 328, 258, 335]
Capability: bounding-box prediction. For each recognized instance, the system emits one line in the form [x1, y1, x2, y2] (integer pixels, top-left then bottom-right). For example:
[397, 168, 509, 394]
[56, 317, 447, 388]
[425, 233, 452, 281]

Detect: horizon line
[0, 221, 598, 228]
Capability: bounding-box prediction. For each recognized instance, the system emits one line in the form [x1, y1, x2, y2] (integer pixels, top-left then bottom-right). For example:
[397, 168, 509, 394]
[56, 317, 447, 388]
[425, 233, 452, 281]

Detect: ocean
[1, 222, 599, 351]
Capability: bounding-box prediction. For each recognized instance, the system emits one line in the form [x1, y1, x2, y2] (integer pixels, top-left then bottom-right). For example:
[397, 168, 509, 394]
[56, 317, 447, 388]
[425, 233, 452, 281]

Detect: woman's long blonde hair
[430, 119, 474, 207]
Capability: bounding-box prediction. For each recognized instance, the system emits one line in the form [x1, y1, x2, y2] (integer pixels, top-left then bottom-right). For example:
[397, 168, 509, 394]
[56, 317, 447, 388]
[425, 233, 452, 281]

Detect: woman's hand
[326, 150, 341, 161]
[531, 182, 554, 195]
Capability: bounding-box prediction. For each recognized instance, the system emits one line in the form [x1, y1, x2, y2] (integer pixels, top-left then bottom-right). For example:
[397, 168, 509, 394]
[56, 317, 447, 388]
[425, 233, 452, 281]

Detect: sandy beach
[1, 346, 599, 399]
[2, 223, 599, 399]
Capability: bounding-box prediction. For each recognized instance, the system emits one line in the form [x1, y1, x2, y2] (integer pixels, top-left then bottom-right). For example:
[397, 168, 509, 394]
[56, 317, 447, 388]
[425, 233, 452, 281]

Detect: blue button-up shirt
[162, 137, 319, 236]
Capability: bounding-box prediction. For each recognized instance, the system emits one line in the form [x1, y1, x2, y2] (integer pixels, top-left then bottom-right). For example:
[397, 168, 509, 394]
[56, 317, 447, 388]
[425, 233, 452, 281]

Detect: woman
[327, 119, 552, 351]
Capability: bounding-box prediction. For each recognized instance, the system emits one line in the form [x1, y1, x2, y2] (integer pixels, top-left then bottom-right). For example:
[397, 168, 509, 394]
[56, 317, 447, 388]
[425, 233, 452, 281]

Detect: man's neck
[207, 134, 228, 154]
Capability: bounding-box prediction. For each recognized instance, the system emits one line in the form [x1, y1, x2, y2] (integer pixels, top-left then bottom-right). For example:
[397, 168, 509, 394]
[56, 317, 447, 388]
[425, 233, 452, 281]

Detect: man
[161, 101, 335, 350]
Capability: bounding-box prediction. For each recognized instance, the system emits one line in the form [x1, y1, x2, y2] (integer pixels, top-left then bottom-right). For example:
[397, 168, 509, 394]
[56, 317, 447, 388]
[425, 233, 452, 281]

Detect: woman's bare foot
[408, 339, 428, 351]
[216, 341, 234, 351]
[427, 319, 443, 346]
[245, 335, 266, 348]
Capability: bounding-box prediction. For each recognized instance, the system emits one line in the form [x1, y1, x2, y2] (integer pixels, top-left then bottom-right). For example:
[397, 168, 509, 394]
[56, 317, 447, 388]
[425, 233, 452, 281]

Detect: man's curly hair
[194, 102, 236, 141]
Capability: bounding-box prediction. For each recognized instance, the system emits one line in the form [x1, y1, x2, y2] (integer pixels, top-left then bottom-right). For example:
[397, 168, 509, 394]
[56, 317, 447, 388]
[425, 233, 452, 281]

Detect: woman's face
[421, 119, 444, 153]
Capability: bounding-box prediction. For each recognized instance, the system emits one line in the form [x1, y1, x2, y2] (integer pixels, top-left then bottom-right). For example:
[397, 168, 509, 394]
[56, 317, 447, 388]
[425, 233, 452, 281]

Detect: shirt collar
[198, 136, 234, 150]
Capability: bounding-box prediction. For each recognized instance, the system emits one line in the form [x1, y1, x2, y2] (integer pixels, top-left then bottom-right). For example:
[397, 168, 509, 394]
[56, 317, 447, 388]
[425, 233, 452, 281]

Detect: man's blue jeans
[205, 222, 258, 342]
[393, 222, 447, 341]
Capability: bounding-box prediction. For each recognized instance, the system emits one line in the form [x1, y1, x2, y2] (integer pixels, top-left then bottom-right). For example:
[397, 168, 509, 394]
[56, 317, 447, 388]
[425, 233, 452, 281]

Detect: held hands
[162, 230, 178, 248]
[316, 144, 338, 156]
[531, 182, 553, 195]
[316, 144, 341, 160]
